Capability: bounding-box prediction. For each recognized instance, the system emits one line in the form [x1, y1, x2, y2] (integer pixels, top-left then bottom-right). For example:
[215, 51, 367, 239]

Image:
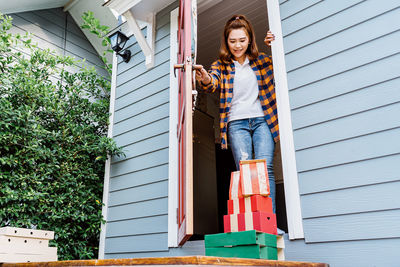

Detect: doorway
[190, 0, 288, 240]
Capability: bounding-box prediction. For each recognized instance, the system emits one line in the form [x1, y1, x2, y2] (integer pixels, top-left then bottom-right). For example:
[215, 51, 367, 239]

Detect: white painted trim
[104, 0, 141, 15]
[98, 52, 118, 259]
[145, 12, 156, 69]
[63, 0, 80, 11]
[123, 10, 155, 69]
[167, 7, 179, 248]
[266, 0, 304, 239]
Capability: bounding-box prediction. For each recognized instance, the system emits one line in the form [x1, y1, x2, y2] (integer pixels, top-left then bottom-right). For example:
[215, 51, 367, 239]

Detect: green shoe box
[205, 230, 278, 260]
[205, 245, 277, 260]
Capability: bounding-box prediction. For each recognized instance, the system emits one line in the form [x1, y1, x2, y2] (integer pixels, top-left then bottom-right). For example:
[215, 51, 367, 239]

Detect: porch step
[0, 255, 329, 267]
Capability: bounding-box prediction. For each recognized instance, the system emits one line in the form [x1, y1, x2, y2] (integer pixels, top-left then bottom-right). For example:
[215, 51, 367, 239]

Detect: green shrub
[0, 13, 123, 260]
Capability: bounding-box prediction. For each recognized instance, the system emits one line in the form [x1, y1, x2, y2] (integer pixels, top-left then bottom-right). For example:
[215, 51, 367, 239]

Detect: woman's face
[227, 28, 249, 62]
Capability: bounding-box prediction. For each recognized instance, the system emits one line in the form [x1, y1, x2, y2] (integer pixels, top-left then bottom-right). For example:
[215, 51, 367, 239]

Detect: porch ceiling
[0, 0, 70, 14]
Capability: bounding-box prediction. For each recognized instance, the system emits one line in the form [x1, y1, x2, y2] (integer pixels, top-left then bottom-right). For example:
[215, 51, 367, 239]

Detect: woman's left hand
[264, 30, 275, 46]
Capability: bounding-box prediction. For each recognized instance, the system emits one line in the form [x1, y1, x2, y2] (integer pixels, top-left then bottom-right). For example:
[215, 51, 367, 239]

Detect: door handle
[174, 64, 184, 77]
[173, 64, 203, 77]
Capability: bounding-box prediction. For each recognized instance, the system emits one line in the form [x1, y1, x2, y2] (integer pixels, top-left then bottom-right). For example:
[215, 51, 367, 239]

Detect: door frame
[167, 0, 305, 246]
[267, 0, 304, 240]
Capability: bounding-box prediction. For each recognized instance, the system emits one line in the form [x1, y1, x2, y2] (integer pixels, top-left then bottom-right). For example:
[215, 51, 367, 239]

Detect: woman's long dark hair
[219, 14, 259, 64]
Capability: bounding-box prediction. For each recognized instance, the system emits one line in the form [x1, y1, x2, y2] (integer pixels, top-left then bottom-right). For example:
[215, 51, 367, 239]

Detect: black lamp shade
[109, 30, 129, 53]
[108, 30, 131, 63]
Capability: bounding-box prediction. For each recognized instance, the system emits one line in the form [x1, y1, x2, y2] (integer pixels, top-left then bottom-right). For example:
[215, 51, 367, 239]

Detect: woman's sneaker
[277, 228, 285, 235]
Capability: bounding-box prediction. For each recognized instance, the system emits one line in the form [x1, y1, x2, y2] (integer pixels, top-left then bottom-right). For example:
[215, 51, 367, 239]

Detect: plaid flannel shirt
[201, 52, 279, 149]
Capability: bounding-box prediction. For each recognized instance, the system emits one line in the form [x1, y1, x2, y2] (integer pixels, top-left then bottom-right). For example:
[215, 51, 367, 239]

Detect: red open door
[175, 0, 196, 246]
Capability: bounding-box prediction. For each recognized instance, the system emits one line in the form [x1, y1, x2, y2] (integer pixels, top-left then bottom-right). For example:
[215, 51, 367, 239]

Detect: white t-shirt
[228, 57, 264, 122]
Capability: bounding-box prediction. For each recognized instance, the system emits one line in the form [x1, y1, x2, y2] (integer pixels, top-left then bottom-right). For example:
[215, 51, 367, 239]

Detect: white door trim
[167, 7, 179, 248]
[266, 0, 304, 239]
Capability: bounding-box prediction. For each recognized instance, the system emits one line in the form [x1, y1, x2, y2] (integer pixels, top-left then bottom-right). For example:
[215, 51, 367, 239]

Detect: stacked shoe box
[0, 227, 57, 263]
[205, 159, 284, 260]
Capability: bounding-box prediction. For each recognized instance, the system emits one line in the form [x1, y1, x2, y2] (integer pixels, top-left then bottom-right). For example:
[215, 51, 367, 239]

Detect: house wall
[104, 0, 400, 264]
[8, 8, 108, 78]
[281, 0, 400, 266]
[104, 2, 175, 258]
[104, 0, 212, 258]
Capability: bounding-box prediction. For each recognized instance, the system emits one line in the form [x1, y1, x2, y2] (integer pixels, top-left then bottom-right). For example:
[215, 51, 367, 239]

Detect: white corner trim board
[98, 53, 118, 259]
[266, 0, 304, 240]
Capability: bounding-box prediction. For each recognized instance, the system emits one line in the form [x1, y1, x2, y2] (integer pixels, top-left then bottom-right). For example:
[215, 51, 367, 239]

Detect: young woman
[195, 15, 281, 231]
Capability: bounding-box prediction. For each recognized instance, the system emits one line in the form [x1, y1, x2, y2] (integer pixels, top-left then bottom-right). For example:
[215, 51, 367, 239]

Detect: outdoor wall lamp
[109, 30, 131, 63]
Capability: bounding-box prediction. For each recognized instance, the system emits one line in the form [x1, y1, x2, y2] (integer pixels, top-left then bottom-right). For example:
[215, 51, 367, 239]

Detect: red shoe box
[229, 171, 243, 199]
[240, 159, 270, 196]
[228, 195, 273, 215]
[224, 211, 277, 235]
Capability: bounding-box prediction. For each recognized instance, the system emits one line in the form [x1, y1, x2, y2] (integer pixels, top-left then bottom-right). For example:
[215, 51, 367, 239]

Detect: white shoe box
[0, 227, 57, 263]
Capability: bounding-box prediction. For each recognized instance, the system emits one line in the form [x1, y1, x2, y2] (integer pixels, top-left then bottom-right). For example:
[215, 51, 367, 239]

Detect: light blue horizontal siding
[114, 88, 169, 125]
[280, 0, 322, 21]
[112, 132, 169, 163]
[285, 5, 400, 72]
[294, 100, 400, 151]
[34, 9, 95, 52]
[9, 9, 107, 77]
[303, 209, 400, 242]
[289, 52, 400, 109]
[108, 198, 168, 222]
[109, 164, 168, 192]
[116, 60, 170, 99]
[106, 215, 168, 237]
[298, 153, 400, 195]
[117, 34, 170, 78]
[282, 0, 360, 37]
[116, 33, 170, 86]
[296, 127, 400, 172]
[292, 77, 400, 130]
[115, 74, 170, 112]
[105, 240, 205, 259]
[281, 0, 400, 265]
[105, 1, 177, 258]
[12, 11, 103, 65]
[116, 59, 170, 98]
[108, 180, 168, 207]
[112, 103, 169, 137]
[287, 28, 400, 90]
[9, 17, 64, 54]
[113, 117, 169, 148]
[105, 233, 168, 254]
[110, 148, 169, 177]
[301, 181, 400, 218]
[285, 237, 400, 267]
[283, 0, 399, 54]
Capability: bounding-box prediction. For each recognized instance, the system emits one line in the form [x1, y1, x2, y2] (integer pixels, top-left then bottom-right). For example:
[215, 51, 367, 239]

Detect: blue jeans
[228, 117, 276, 213]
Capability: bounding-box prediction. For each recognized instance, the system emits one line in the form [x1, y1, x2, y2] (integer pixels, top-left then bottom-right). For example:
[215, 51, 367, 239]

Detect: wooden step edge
[0, 255, 328, 267]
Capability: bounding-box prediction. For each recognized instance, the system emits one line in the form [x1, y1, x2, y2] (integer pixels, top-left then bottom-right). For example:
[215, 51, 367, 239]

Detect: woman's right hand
[195, 65, 211, 85]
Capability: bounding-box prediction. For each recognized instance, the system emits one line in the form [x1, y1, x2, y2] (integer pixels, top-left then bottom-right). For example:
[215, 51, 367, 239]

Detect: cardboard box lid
[205, 230, 277, 248]
[0, 227, 54, 240]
